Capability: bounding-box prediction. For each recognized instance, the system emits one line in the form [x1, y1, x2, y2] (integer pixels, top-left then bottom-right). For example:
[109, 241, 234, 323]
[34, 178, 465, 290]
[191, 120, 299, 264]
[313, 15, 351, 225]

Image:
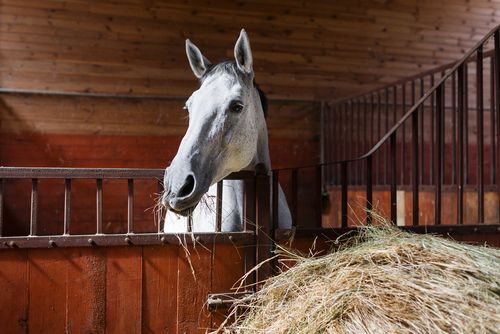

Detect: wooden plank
[176, 243, 212, 334]
[28, 249, 67, 333]
[0, 249, 28, 333]
[210, 243, 245, 330]
[105, 247, 143, 334]
[65, 248, 106, 333]
[142, 245, 178, 334]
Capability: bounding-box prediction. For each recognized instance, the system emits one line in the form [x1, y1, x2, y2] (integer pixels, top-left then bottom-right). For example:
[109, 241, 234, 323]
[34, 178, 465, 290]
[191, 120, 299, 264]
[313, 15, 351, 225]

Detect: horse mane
[202, 60, 268, 118]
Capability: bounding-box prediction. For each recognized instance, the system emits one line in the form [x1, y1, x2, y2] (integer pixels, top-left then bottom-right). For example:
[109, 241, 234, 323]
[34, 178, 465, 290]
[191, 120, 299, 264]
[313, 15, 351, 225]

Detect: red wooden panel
[177, 244, 212, 334]
[28, 249, 67, 333]
[210, 243, 245, 330]
[142, 245, 178, 334]
[105, 247, 143, 334]
[66, 248, 106, 333]
[0, 249, 28, 333]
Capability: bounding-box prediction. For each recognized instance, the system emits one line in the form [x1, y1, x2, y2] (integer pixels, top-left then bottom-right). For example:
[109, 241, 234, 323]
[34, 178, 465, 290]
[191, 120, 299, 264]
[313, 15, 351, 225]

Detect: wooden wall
[0, 0, 499, 100]
[0, 243, 246, 333]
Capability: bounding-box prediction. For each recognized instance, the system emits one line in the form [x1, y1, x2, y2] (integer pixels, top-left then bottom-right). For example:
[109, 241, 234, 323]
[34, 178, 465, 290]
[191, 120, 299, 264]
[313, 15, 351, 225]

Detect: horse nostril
[178, 175, 195, 198]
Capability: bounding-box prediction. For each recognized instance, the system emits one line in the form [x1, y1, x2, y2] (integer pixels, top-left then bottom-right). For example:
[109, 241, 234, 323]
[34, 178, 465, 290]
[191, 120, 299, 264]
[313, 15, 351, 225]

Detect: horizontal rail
[275, 224, 500, 240]
[0, 167, 255, 180]
[0, 232, 254, 249]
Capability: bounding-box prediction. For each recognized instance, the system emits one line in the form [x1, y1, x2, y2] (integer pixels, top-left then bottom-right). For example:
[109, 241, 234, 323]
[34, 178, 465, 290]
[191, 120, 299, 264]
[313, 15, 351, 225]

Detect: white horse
[162, 29, 292, 233]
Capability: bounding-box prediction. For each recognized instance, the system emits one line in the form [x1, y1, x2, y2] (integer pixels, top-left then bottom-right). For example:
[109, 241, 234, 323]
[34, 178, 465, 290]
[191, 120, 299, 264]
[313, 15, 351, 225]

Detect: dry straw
[219, 222, 500, 333]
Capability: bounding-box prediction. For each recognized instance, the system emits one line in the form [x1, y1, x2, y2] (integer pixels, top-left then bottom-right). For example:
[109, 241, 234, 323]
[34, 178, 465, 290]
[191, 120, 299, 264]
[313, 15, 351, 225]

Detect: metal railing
[322, 24, 500, 228]
[0, 167, 270, 248]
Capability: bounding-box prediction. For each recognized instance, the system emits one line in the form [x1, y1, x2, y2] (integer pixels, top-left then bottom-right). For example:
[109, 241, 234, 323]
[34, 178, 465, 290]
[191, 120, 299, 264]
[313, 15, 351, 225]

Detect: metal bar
[435, 85, 444, 225]
[371, 94, 375, 182]
[96, 179, 103, 234]
[390, 132, 397, 224]
[341, 162, 348, 228]
[419, 78, 425, 184]
[30, 179, 38, 236]
[402, 83, 407, 184]
[216, 181, 223, 232]
[496, 30, 500, 225]
[477, 45, 485, 224]
[128, 179, 134, 233]
[255, 174, 272, 286]
[357, 100, 362, 184]
[291, 169, 298, 228]
[276, 224, 500, 241]
[316, 165, 322, 227]
[63, 179, 71, 235]
[157, 180, 163, 233]
[0, 180, 3, 237]
[0, 232, 256, 249]
[366, 156, 373, 224]
[452, 72, 457, 185]
[491, 56, 496, 185]
[412, 108, 419, 226]
[464, 63, 469, 184]
[385, 88, 390, 184]
[272, 171, 279, 230]
[430, 74, 435, 184]
[363, 96, 368, 180]
[0, 167, 254, 181]
[458, 64, 466, 224]
[377, 92, 381, 184]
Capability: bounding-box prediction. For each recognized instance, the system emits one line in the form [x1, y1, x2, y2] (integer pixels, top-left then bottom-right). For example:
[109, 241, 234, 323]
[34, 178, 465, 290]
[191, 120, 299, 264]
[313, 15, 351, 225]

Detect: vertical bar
[351, 101, 355, 161]
[363, 96, 368, 179]
[342, 103, 347, 160]
[464, 63, 469, 184]
[316, 165, 322, 227]
[495, 30, 500, 224]
[435, 85, 444, 225]
[157, 179, 163, 233]
[491, 56, 496, 185]
[366, 156, 373, 224]
[371, 94, 375, 182]
[341, 162, 348, 228]
[452, 72, 457, 184]
[419, 78, 425, 184]
[243, 176, 256, 287]
[127, 179, 134, 233]
[272, 171, 279, 231]
[458, 64, 465, 224]
[385, 88, 390, 184]
[377, 92, 381, 184]
[412, 109, 419, 226]
[96, 178, 103, 234]
[215, 181, 223, 232]
[255, 174, 272, 286]
[63, 179, 71, 235]
[291, 169, 298, 228]
[477, 45, 484, 224]
[0, 179, 3, 237]
[30, 178, 38, 236]
[390, 132, 397, 224]
[430, 74, 435, 184]
[402, 84, 407, 184]
[357, 100, 362, 184]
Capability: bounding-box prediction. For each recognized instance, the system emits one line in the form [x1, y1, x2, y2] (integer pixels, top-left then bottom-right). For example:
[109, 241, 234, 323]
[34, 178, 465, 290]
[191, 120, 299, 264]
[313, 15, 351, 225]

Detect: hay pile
[223, 227, 500, 334]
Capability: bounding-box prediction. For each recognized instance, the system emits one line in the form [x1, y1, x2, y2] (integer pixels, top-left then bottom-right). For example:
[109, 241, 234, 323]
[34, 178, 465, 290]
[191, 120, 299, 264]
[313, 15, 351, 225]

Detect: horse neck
[246, 87, 272, 173]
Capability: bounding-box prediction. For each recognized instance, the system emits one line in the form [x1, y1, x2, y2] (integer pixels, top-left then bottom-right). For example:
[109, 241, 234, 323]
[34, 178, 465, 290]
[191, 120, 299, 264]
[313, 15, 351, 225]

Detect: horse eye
[229, 101, 244, 113]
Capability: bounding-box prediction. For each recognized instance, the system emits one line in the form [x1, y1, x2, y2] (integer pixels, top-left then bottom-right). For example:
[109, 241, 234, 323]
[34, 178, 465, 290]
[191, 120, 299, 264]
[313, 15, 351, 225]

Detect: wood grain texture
[0, 1, 498, 100]
[0, 249, 28, 333]
[142, 245, 178, 334]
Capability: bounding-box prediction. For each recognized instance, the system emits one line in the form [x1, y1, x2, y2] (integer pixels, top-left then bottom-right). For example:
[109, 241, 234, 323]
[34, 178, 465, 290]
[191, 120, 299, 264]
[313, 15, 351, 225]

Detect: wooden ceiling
[1, 0, 499, 101]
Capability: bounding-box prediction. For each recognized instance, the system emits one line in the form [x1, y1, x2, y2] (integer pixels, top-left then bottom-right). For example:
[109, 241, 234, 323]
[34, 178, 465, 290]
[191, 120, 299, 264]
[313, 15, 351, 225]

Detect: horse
[161, 29, 292, 233]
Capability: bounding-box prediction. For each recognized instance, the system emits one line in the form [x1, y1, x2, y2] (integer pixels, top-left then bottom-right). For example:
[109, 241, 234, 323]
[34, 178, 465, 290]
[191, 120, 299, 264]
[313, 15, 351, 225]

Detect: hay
[221, 226, 500, 334]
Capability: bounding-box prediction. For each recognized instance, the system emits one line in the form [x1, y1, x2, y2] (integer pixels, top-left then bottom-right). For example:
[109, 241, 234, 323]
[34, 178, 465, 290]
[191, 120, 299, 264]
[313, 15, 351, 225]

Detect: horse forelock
[201, 60, 268, 118]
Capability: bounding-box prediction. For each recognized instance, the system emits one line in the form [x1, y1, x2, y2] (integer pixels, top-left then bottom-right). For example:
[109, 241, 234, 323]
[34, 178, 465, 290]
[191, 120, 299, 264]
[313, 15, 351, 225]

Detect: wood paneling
[0, 0, 498, 100]
[0, 243, 245, 333]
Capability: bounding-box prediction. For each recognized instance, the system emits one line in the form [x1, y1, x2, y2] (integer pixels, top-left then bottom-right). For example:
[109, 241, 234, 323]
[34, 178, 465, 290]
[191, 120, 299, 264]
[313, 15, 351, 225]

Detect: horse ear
[185, 39, 211, 79]
[234, 29, 253, 74]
